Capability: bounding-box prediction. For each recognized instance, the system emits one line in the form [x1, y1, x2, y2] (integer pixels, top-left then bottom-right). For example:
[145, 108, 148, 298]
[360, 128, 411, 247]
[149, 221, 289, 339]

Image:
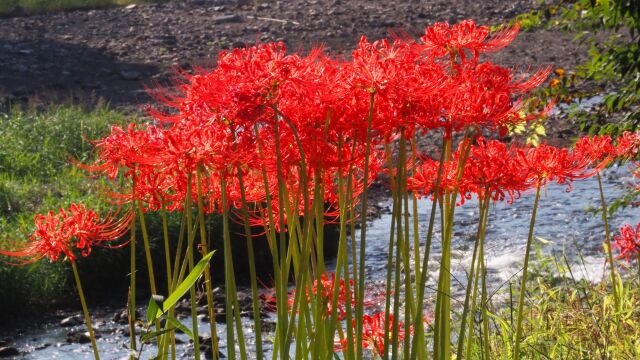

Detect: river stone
[261, 320, 276, 332]
[67, 331, 100, 344]
[113, 308, 140, 324]
[119, 70, 142, 80]
[60, 315, 82, 327]
[0, 347, 19, 357]
[202, 345, 226, 359]
[34, 343, 50, 350]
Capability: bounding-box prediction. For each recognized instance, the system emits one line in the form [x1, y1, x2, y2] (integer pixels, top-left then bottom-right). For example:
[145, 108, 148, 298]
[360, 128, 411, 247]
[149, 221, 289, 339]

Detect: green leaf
[147, 295, 165, 323]
[141, 328, 177, 343]
[154, 251, 215, 319]
[166, 316, 194, 339]
[536, 236, 554, 244]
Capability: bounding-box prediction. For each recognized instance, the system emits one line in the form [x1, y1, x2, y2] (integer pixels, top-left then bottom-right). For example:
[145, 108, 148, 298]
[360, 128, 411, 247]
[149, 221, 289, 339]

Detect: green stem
[356, 91, 375, 360]
[456, 194, 489, 358]
[220, 176, 237, 360]
[410, 138, 448, 360]
[185, 174, 202, 360]
[129, 214, 137, 359]
[435, 130, 472, 360]
[160, 206, 176, 360]
[71, 260, 100, 360]
[382, 141, 398, 360]
[136, 201, 163, 348]
[196, 166, 220, 359]
[514, 185, 541, 360]
[480, 263, 490, 360]
[136, 202, 158, 296]
[597, 172, 620, 314]
[236, 169, 264, 360]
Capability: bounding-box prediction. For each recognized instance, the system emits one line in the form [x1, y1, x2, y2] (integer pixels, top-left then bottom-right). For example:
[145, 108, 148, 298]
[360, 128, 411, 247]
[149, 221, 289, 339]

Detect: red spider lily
[408, 142, 474, 205]
[0, 204, 132, 264]
[613, 223, 640, 261]
[615, 131, 640, 160]
[79, 124, 166, 180]
[337, 312, 417, 356]
[518, 143, 594, 190]
[574, 134, 616, 170]
[287, 272, 356, 321]
[464, 138, 529, 203]
[421, 20, 520, 60]
[347, 36, 443, 138]
[429, 61, 551, 133]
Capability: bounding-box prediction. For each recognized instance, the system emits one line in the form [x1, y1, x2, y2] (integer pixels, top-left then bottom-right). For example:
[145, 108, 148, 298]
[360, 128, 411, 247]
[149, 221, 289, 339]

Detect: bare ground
[0, 0, 585, 112]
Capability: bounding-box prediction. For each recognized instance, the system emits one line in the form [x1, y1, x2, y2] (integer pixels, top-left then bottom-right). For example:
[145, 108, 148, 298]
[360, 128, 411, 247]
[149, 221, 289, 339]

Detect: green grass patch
[0, 0, 162, 16]
[0, 104, 129, 312]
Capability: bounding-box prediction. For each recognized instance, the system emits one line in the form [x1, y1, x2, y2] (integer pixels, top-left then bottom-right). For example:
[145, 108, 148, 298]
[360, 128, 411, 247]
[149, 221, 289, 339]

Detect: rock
[212, 15, 243, 24]
[34, 343, 50, 350]
[0, 347, 19, 357]
[202, 345, 226, 359]
[197, 305, 209, 315]
[198, 334, 211, 344]
[112, 308, 139, 324]
[66, 331, 100, 344]
[214, 311, 227, 323]
[261, 320, 276, 332]
[236, 291, 252, 310]
[119, 70, 142, 80]
[60, 315, 83, 327]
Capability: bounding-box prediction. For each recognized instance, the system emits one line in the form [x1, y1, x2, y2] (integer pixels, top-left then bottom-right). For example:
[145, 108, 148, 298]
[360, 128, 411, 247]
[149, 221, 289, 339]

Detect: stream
[2, 166, 640, 359]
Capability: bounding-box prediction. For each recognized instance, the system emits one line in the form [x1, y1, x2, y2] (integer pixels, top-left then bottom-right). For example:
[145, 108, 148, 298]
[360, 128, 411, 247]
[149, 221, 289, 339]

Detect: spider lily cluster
[3, 19, 640, 360]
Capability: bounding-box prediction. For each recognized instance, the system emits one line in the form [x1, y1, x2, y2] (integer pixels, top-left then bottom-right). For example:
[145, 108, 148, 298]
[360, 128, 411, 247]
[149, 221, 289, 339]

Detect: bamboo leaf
[154, 251, 215, 319]
[166, 316, 194, 340]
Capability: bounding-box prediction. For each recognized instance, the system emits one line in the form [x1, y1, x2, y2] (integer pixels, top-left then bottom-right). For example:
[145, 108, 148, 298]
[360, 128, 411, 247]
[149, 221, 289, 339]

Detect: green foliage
[517, 0, 640, 136]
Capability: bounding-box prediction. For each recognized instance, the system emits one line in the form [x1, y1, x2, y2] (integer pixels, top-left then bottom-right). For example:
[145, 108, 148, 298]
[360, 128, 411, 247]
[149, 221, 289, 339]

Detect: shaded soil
[0, 0, 585, 111]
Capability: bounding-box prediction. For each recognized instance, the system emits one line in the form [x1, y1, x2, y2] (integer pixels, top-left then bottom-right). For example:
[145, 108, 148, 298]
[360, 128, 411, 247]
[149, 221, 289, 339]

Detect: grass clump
[462, 249, 640, 360]
[0, 0, 162, 16]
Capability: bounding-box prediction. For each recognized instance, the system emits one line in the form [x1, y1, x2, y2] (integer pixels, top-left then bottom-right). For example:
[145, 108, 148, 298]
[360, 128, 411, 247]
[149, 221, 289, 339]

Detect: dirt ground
[0, 0, 586, 112]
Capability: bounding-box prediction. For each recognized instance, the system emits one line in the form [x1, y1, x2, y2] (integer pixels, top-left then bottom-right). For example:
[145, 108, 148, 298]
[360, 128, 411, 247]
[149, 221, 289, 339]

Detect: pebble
[212, 15, 243, 24]
[119, 70, 142, 80]
[0, 347, 19, 358]
[60, 315, 83, 327]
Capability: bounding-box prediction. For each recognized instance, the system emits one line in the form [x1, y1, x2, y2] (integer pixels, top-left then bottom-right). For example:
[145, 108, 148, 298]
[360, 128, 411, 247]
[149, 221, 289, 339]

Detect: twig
[246, 15, 300, 25]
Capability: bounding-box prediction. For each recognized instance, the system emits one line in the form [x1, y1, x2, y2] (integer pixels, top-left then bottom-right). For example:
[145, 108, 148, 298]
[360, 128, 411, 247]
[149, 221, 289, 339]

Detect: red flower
[613, 223, 640, 261]
[615, 131, 640, 160]
[518, 143, 594, 190]
[574, 135, 615, 170]
[288, 272, 356, 321]
[0, 204, 131, 264]
[421, 20, 520, 60]
[338, 312, 420, 356]
[464, 137, 529, 203]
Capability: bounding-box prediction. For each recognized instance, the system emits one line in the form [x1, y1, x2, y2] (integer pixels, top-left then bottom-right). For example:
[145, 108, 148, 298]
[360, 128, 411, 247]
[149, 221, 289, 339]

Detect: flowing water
[5, 165, 640, 359]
